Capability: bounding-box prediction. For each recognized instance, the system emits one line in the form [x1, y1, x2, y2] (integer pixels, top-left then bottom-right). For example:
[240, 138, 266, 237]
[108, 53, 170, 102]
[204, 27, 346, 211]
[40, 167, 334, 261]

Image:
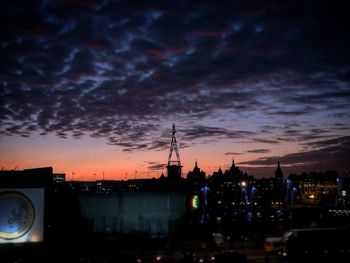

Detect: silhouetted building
[211, 167, 224, 180]
[253, 162, 285, 207]
[275, 161, 283, 184]
[255, 177, 278, 207]
[187, 160, 206, 185]
[226, 158, 243, 178]
[208, 159, 255, 209]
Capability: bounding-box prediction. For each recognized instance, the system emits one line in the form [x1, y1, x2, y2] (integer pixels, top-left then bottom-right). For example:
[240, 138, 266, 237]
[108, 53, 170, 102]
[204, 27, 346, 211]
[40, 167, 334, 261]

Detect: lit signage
[0, 188, 44, 243]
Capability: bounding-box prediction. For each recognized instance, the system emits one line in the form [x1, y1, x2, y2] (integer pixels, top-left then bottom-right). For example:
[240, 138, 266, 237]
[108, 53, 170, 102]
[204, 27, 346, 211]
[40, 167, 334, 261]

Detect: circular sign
[0, 191, 35, 240]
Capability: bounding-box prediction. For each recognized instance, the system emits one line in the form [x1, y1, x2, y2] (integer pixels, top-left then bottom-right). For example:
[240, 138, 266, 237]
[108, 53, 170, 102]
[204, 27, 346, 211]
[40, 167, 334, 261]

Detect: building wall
[79, 192, 187, 236]
[0, 167, 51, 243]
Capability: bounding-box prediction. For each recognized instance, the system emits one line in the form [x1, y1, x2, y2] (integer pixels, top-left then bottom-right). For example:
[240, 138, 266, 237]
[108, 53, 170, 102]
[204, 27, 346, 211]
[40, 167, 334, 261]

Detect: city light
[192, 195, 199, 209]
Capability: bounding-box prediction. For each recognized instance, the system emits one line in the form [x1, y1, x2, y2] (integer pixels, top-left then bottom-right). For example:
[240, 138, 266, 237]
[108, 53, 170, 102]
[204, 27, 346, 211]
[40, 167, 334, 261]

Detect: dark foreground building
[79, 192, 187, 237]
[0, 167, 52, 244]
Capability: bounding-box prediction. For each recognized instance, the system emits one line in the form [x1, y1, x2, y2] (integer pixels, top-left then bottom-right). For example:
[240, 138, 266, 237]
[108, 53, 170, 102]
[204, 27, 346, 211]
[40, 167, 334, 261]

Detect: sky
[1, 0, 349, 180]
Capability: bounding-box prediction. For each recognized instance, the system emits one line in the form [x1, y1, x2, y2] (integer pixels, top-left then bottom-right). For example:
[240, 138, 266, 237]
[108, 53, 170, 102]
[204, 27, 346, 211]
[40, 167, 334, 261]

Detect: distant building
[255, 162, 285, 207]
[53, 173, 66, 183]
[96, 180, 114, 194]
[275, 161, 283, 184]
[187, 160, 206, 185]
[208, 159, 255, 208]
[288, 171, 338, 205]
[255, 177, 279, 207]
[52, 173, 67, 192]
[226, 158, 243, 178]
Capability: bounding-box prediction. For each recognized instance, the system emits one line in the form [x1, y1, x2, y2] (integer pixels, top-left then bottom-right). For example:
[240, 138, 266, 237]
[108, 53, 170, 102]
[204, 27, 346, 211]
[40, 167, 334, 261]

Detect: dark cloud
[147, 161, 167, 171]
[147, 140, 170, 151]
[181, 126, 255, 141]
[302, 136, 350, 149]
[332, 122, 350, 131]
[225, 152, 244, 156]
[259, 125, 279, 134]
[268, 110, 310, 116]
[252, 138, 279, 144]
[0, 0, 349, 155]
[239, 136, 350, 176]
[276, 127, 335, 144]
[247, 149, 270, 154]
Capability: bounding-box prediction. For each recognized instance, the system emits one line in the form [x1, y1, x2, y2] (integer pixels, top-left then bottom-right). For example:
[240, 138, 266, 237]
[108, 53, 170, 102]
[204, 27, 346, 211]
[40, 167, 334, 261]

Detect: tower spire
[167, 123, 182, 180]
[275, 161, 283, 183]
[168, 123, 181, 166]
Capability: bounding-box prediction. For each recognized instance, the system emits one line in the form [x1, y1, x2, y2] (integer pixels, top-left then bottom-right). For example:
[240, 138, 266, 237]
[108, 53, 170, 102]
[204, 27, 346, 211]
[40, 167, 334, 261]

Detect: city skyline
[1, 0, 349, 180]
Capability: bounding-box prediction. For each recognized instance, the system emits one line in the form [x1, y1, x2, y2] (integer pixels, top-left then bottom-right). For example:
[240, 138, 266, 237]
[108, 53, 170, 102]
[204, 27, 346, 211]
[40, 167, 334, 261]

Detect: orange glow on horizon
[0, 131, 307, 180]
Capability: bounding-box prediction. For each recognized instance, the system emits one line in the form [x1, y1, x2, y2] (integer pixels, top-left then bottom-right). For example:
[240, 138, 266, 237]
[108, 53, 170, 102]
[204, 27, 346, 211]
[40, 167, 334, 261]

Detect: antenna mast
[168, 123, 182, 166]
[167, 123, 182, 180]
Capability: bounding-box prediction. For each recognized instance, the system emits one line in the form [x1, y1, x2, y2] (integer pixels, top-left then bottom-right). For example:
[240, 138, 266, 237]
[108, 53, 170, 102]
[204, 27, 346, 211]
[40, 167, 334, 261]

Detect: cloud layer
[1, 0, 349, 175]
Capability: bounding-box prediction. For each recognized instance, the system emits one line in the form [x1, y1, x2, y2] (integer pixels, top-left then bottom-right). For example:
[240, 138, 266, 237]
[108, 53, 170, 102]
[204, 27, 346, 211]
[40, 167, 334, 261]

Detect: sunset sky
[1, 0, 349, 180]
